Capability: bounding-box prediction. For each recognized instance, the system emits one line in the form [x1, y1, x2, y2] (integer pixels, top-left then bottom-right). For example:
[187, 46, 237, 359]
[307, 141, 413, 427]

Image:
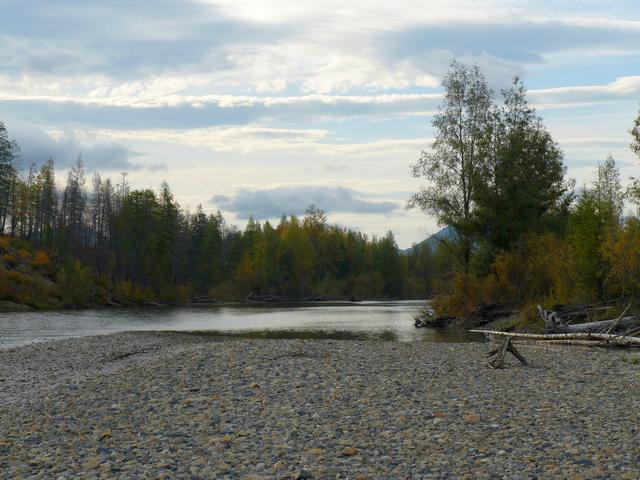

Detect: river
[0, 301, 483, 348]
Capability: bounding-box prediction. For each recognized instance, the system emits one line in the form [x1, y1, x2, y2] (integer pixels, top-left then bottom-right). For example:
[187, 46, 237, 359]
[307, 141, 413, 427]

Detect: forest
[410, 62, 640, 328]
[2, 60, 640, 316]
[0, 128, 437, 308]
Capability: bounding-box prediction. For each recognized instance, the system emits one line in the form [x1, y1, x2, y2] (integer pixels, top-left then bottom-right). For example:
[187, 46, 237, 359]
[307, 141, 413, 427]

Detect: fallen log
[537, 305, 639, 333]
[470, 329, 640, 347]
[556, 316, 637, 333]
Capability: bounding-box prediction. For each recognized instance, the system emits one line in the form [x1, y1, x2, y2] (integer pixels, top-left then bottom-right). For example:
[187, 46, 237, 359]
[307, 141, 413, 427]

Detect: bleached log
[558, 316, 638, 333]
[537, 305, 638, 333]
[470, 329, 640, 347]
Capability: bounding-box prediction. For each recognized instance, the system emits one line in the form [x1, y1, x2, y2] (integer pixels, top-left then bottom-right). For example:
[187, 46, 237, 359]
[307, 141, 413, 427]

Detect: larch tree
[34, 158, 58, 249]
[0, 122, 19, 233]
[408, 61, 494, 271]
[60, 156, 87, 252]
[569, 157, 623, 299]
[594, 155, 623, 223]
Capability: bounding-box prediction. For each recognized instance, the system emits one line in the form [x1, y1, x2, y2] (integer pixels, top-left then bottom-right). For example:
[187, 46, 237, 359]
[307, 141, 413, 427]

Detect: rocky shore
[1, 332, 639, 479]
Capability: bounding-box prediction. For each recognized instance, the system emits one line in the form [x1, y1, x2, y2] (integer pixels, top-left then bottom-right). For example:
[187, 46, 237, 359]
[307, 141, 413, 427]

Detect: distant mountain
[399, 226, 457, 255]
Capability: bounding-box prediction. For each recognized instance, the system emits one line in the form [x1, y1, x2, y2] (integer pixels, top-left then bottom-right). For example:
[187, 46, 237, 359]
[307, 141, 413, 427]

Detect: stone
[83, 456, 103, 470]
[340, 447, 358, 457]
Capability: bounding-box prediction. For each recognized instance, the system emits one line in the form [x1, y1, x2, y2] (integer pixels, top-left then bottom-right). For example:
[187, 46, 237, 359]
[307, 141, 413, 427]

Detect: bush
[31, 251, 50, 268]
[0, 236, 10, 250]
[602, 217, 640, 299]
[159, 284, 192, 304]
[431, 233, 581, 320]
[112, 280, 156, 304]
[2, 254, 17, 267]
[59, 260, 94, 307]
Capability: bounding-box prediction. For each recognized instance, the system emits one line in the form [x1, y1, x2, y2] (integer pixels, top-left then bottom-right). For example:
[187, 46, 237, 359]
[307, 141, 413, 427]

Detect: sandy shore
[1, 332, 639, 479]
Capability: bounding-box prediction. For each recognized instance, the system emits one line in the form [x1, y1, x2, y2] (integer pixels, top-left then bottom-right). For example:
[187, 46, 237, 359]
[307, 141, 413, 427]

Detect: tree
[156, 181, 180, 284]
[372, 231, 405, 297]
[627, 111, 640, 209]
[34, 159, 57, 249]
[60, 156, 87, 253]
[117, 189, 160, 285]
[409, 61, 493, 271]
[0, 122, 19, 233]
[594, 155, 623, 222]
[569, 157, 623, 299]
[474, 78, 571, 252]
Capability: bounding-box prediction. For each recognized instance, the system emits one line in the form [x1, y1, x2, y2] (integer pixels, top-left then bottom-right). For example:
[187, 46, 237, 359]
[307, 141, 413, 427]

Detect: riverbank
[1, 332, 639, 479]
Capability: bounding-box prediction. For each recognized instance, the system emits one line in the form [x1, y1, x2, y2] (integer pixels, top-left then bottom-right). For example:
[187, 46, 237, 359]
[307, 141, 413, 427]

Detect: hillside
[399, 226, 457, 255]
[0, 236, 66, 311]
[0, 236, 169, 311]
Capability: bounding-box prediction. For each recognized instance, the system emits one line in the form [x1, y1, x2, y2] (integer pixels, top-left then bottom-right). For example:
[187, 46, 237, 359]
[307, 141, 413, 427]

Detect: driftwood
[486, 337, 528, 369]
[472, 302, 640, 349]
[471, 329, 640, 347]
[537, 304, 639, 333]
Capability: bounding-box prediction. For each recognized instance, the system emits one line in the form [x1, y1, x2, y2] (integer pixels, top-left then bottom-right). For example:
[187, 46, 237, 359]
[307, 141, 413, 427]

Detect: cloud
[529, 76, 640, 108]
[0, 0, 282, 79]
[9, 124, 150, 171]
[1, 74, 638, 134]
[324, 164, 348, 172]
[211, 186, 399, 218]
[85, 126, 432, 160]
[379, 18, 640, 68]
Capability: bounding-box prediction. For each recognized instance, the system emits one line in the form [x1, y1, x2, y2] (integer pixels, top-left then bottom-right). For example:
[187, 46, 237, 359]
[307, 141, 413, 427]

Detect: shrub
[159, 284, 192, 303]
[112, 280, 156, 303]
[59, 260, 94, 307]
[431, 233, 581, 320]
[31, 251, 50, 268]
[3, 254, 17, 267]
[602, 217, 640, 299]
[0, 236, 10, 250]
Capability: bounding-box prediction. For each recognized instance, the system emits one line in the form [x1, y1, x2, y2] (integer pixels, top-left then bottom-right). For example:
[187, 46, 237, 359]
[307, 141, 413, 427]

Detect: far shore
[1, 331, 638, 478]
[0, 297, 425, 314]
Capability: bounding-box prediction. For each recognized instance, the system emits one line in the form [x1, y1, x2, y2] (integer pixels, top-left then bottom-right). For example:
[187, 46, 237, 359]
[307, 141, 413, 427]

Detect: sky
[1, 0, 640, 248]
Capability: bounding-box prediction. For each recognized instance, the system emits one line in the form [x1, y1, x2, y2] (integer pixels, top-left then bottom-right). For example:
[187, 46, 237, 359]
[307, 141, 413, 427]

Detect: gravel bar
[1, 331, 639, 479]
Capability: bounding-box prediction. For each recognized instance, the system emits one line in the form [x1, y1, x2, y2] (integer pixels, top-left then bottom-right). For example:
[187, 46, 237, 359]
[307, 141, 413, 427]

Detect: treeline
[412, 61, 640, 324]
[0, 122, 435, 306]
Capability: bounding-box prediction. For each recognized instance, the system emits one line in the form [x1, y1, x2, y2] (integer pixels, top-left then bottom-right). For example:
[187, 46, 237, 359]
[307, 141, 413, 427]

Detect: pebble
[1, 331, 639, 478]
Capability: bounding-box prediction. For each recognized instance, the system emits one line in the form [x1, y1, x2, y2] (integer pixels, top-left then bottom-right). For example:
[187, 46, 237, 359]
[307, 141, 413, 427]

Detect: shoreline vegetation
[408, 62, 640, 335]
[2, 60, 640, 334]
[0, 119, 436, 311]
[2, 331, 639, 478]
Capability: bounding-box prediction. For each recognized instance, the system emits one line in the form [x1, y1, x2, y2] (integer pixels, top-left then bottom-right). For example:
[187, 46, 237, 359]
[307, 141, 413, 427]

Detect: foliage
[602, 217, 640, 299]
[475, 78, 571, 252]
[31, 251, 50, 267]
[58, 260, 94, 307]
[409, 61, 494, 270]
[0, 118, 419, 304]
[568, 157, 623, 299]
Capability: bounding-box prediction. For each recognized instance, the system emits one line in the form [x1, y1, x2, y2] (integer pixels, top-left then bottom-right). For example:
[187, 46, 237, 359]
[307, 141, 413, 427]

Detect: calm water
[0, 301, 483, 349]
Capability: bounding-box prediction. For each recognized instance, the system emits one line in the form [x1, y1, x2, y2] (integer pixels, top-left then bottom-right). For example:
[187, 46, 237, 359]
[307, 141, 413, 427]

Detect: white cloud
[211, 185, 399, 218]
[530, 76, 640, 109]
[83, 126, 432, 158]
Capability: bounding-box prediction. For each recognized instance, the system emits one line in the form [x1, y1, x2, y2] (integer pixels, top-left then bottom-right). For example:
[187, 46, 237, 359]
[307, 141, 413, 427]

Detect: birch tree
[408, 61, 493, 270]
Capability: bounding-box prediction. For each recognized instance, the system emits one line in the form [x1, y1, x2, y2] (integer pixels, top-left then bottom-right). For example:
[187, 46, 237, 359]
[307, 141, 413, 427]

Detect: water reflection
[0, 301, 484, 348]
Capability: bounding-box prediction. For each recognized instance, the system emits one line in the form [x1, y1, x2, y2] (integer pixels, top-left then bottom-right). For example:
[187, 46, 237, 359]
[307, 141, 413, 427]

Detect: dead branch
[486, 337, 528, 369]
